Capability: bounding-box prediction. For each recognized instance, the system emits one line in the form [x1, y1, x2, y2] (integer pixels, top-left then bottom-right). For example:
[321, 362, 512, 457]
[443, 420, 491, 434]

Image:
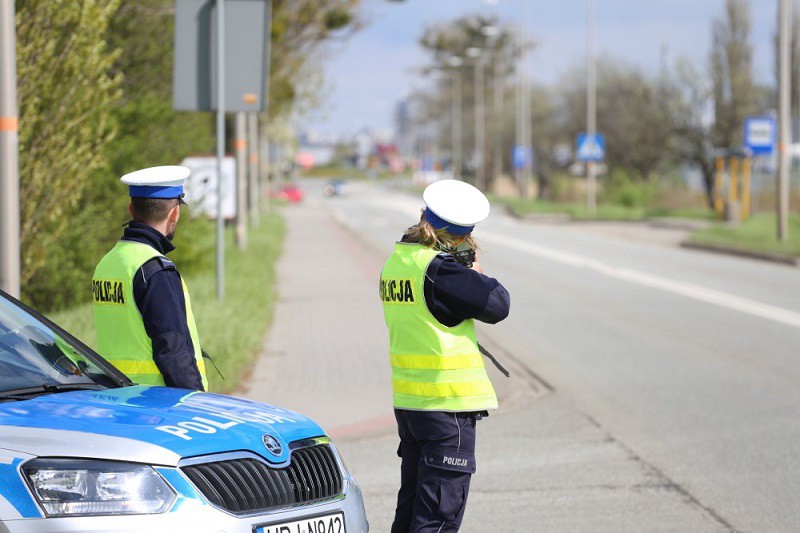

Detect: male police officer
[380, 180, 510, 532]
[92, 166, 207, 390]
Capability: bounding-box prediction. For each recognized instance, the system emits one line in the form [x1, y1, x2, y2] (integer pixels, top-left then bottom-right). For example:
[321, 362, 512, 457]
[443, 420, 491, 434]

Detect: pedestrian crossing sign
[576, 133, 605, 162]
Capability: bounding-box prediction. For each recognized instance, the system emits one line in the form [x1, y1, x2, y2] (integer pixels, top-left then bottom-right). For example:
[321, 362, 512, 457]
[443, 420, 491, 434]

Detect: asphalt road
[315, 178, 800, 533]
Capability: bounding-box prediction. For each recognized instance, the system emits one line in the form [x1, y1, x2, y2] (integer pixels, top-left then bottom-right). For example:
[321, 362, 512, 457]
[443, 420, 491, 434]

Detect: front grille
[181, 444, 344, 515]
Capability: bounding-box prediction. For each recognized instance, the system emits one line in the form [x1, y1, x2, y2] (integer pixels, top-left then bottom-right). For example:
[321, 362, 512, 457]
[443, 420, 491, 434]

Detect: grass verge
[499, 197, 648, 220]
[49, 213, 285, 394]
[687, 213, 800, 259]
[499, 197, 716, 221]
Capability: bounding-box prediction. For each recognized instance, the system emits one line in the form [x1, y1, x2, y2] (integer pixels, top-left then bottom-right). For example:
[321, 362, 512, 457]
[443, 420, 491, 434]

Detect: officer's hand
[470, 260, 484, 274]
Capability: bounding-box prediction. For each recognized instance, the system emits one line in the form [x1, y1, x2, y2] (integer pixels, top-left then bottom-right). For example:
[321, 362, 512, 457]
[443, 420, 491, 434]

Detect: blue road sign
[512, 145, 532, 170]
[743, 117, 776, 156]
[576, 133, 605, 162]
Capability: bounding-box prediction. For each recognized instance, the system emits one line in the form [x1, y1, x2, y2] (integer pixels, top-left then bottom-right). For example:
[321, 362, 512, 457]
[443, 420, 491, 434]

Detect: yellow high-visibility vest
[380, 243, 497, 412]
[92, 241, 207, 389]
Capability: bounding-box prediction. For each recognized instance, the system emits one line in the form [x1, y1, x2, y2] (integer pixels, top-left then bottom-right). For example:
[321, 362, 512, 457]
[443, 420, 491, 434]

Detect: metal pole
[247, 112, 260, 227]
[586, 0, 597, 215]
[778, 0, 791, 240]
[523, 2, 533, 198]
[0, 0, 20, 298]
[215, 0, 226, 300]
[474, 58, 485, 190]
[453, 67, 462, 180]
[493, 58, 503, 187]
[515, 43, 524, 196]
[234, 112, 247, 249]
[262, 0, 273, 213]
[450, 72, 458, 180]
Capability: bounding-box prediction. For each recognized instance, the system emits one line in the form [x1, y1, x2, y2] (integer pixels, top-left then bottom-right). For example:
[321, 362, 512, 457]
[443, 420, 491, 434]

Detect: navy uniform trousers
[391, 409, 480, 533]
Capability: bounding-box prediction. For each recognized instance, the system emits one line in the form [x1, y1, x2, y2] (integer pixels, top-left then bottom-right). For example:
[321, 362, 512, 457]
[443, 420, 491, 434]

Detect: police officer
[380, 180, 510, 533]
[92, 166, 207, 391]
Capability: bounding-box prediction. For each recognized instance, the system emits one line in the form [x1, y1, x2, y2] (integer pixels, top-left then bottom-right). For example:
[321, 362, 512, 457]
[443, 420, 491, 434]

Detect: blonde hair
[402, 211, 480, 253]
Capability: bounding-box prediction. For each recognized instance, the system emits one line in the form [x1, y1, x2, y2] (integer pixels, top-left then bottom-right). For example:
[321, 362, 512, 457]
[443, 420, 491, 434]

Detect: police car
[0, 290, 368, 532]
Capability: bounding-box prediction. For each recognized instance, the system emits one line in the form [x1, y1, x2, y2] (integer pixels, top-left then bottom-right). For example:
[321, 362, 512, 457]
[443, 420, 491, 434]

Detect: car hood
[0, 386, 325, 466]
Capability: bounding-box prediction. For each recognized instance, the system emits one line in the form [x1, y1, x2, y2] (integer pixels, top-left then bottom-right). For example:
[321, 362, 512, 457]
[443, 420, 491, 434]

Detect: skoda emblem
[262, 434, 282, 456]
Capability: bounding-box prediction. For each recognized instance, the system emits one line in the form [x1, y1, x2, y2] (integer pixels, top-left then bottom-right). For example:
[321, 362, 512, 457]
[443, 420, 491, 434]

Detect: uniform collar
[121, 221, 175, 255]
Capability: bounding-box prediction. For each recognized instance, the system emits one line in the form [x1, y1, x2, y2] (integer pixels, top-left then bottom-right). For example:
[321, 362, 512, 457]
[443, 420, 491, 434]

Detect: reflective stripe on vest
[92, 241, 207, 389]
[380, 243, 497, 412]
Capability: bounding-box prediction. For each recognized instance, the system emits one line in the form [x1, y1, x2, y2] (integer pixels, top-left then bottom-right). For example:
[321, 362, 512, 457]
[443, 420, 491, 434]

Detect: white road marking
[481, 230, 800, 329]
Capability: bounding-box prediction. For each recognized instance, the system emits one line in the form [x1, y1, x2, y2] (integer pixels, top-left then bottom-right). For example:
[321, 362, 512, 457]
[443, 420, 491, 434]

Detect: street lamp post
[586, 0, 597, 215]
[493, 56, 504, 188]
[778, 0, 791, 240]
[467, 47, 486, 191]
[447, 56, 464, 181]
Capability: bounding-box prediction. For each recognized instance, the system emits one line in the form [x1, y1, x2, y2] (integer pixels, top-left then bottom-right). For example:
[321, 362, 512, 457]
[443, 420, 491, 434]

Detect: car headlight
[22, 458, 176, 517]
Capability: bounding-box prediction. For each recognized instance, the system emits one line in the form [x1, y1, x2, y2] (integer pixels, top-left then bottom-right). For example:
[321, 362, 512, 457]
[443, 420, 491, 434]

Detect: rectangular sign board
[743, 117, 776, 156]
[512, 144, 532, 170]
[173, 0, 269, 112]
[181, 156, 237, 219]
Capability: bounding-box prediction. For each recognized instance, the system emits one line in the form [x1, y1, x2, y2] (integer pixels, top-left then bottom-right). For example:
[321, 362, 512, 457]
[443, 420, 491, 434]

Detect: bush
[600, 169, 658, 208]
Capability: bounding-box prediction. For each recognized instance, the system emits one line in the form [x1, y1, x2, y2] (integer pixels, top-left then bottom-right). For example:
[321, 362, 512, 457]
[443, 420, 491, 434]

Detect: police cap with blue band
[422, 179, 490, 235]
[121, 165, 189, 203]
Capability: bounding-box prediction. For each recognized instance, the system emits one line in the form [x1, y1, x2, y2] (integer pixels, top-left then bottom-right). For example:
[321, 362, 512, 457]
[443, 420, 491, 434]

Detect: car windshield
[0, 294, 122, 393]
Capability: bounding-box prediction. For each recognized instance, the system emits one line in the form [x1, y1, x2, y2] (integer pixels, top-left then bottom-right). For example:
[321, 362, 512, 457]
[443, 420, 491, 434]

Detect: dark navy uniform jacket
[121, 222, 204, 390]
[421, 251, 510, 327]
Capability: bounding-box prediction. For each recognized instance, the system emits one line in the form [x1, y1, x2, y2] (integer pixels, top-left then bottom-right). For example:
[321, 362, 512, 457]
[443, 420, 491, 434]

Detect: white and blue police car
[0, 290, 367, 532]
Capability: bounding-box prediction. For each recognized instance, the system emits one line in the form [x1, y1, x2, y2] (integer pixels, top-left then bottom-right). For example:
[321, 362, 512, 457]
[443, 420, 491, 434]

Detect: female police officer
[380, 180, 510, 533]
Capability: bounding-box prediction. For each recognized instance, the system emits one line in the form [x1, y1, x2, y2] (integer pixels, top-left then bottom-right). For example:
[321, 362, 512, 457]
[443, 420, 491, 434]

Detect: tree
[269, 0, 363, 121]
[106, 1, 216, 177]
[710, 0, 758, 149]
[417, 15, 523, 187]
[559, 59, 676, 181]
[16, 0, 123, 309]
[671, 59, 717, 207]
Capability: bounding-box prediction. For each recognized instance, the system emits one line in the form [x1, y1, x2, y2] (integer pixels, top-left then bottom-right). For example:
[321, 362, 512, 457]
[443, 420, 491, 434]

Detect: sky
[304, 0, 780, 139]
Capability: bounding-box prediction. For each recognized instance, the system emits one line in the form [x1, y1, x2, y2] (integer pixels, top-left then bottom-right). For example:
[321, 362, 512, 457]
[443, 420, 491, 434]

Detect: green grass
[688, 213, 800, 258]
[499, 197, 648, 220]
[644, 207, 716, 220]
[48, 213, 285, 394]
[498, 197, 718, 222]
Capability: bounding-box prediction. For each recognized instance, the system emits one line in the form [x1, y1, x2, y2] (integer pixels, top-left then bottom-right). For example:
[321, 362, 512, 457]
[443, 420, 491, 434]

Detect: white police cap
[422, 179, 490, 235]
[121, 165, 190, 200]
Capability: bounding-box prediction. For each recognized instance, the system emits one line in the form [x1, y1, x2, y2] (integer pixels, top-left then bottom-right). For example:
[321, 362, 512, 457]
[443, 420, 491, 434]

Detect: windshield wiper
[0, 383, 107, 401]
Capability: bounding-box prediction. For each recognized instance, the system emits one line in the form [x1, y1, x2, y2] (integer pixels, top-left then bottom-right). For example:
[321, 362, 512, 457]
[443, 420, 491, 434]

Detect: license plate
[254, 511, 346, 533]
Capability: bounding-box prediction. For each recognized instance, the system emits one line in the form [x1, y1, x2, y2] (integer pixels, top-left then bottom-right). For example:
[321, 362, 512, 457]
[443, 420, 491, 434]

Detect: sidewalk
[243, 198, 394, 438]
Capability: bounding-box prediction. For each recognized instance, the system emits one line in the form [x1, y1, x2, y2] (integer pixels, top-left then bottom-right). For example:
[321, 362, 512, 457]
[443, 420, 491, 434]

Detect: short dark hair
[130, 197, 179, 224]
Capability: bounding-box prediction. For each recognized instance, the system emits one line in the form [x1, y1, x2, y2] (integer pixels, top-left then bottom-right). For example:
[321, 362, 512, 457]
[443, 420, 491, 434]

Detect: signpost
[576, 133, 605, 162]
[740, 117, 777, 220]
[577, 132, 604, 215]
[173, 0, 269, 300]
[743, 117, 776, 156]
[512, 144, 532, 171]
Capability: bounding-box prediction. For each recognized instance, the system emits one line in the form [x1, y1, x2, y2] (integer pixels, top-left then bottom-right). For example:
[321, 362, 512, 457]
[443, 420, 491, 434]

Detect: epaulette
[139, 256, 177, 283]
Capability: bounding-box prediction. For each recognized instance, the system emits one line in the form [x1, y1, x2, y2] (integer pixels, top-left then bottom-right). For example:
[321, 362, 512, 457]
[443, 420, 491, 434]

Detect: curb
[504, 202, 799, 269]
[680, 240, 800, 267]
